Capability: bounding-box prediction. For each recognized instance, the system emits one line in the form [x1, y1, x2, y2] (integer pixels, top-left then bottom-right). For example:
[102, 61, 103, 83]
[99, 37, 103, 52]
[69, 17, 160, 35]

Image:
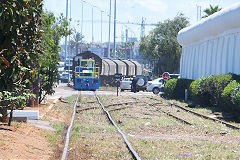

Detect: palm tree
[70, 31, 84, 55]
[202, 5, 222, 18]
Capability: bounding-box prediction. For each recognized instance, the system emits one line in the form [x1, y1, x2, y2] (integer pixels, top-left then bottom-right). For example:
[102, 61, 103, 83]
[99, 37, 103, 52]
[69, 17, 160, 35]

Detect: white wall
[178, 2, 240, 80]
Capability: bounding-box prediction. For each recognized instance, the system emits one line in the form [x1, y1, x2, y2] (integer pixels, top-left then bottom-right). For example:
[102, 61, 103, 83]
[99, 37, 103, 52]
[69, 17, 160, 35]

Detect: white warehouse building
[178, 2, 240, 80]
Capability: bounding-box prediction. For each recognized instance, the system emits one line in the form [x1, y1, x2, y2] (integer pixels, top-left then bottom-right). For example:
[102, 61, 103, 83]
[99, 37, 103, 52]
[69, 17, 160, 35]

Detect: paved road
[47, 83, 154, 100]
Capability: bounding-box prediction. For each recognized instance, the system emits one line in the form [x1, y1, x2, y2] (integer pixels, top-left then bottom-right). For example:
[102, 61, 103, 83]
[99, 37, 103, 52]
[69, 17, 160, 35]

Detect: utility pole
[125, 29, 128, 42]
[197, 5, 199, 21]
[200, 6, 202, 19]
[125, 29, 128, 59]
[141, 17, 146, 37]
[65, 0, 68, 67]
[68, 0, 71, 83]
[108, 0, 111, 58]
[113, 0, 116, 59]
[92, 7, 94, 45]
[81, 2, 84, 53]
[197, 5, 202, 21]
[101, 11, 103, 43]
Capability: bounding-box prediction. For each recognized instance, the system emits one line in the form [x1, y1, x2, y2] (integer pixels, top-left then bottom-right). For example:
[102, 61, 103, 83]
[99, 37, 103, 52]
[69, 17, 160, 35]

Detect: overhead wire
[77, 0, 158, 43]
[78, 0, 152, 41]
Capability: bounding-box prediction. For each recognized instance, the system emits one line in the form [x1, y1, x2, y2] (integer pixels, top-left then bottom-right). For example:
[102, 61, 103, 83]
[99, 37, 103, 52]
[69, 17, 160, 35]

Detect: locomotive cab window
[81, 61, 88, 67]
[88, 61, 93, 67]
[80, 60, 94, 68]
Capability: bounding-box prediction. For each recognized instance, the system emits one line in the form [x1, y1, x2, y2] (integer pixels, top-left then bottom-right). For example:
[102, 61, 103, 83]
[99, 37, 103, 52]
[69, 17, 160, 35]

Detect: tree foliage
[70, 31, 84, 55]
[0, 0, 43, 125]
[202, 5, 222, 18]
[139, 14, 189, 75]
[0, 1, 72, 125]
[38, 12, 71, 103]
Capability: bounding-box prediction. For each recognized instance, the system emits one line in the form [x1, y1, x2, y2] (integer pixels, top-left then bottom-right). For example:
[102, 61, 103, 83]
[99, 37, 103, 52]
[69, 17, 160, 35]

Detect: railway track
[61, 91, 141, 160]
[147, 96, 240, 130]
[61, 91, 80, 160]
[95, 92, 141, 160]
[61, 90, 240, 159]
[119, 91, 240, 130]
[117, 91, 193, 125]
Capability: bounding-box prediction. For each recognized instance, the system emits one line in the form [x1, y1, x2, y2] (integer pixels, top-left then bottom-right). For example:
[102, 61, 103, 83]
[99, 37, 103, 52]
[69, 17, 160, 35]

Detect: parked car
[147, 78, 165, 94]
[131, 75, 150, 92]
[120, 78, 132, 91]
[169, 74, 180, 79]
[61, 72, 72, 83]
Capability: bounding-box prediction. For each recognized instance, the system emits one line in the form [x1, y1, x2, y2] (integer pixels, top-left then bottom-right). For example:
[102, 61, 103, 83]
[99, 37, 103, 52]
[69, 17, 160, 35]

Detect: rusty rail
[95, 93, 141, 160]
[148, 97, 240, 130]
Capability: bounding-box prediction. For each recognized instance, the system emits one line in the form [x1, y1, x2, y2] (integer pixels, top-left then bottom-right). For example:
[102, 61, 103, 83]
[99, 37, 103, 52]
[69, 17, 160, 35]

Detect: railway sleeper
[105, 101, 140, 108]
[171, 102, 240, 130]
[76, 106, 99, 113]
[156, 108, 193, 125]
[147, 97, 240, 130]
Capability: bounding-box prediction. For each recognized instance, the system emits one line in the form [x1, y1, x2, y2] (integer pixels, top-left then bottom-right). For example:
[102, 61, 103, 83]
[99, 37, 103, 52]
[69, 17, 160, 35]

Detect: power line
[77, 0, 156, 43]
[76, 19, 157, 26]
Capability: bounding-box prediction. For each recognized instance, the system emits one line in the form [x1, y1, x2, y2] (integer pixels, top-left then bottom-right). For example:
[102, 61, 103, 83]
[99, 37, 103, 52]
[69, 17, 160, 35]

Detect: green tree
[125, 42, 135, 59]
[202, 5, 222, 18]
[0, 0, 43, 125]
[139, 14, 189, 76]
[38, 12, 71, 103]
[70, 31, 84, 55]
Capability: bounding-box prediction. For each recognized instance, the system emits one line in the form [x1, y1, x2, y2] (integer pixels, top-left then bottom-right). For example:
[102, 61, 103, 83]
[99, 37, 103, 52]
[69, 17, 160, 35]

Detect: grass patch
[132, 138, 240, 160]
[63, 95, 78, 103]
[46, 132, 62, 147]
[99, 86, 117, 91]
[42, 122, 65, 147]
[53, 122, 65, 134]
[68, 134, 133, 160]
[12, 122, 23, 128]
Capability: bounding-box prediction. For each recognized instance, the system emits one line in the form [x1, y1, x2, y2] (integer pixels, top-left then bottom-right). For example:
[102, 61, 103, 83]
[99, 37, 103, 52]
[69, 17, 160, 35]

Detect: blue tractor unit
[74, 59, 100, 90]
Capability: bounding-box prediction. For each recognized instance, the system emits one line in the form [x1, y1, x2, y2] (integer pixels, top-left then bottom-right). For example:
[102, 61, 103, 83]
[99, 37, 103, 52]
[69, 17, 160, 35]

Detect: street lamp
[108, 0, 112, 58]
[113, 0, 116, 59]
[68, 0, 71, 84]
[65, 0, 68, 68]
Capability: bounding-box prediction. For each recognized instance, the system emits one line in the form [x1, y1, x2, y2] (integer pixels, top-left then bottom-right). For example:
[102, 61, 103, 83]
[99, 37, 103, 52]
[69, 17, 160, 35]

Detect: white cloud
[136, 0, 167, 13]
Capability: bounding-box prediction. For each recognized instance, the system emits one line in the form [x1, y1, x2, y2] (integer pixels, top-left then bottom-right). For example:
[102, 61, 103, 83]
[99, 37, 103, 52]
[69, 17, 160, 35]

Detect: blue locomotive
[74, 58, 100, 90]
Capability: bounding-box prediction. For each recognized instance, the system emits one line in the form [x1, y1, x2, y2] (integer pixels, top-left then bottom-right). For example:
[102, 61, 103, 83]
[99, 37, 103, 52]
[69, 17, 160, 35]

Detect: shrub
[232, 85, 240, 110]
[202, 74, 233, 106]
[174, 78, 193, 99]
[189, 79, 201, 103]
[189, 74, 240, 107]
[166, 74, 240, 110]
[164, 78, 193, 99]
[191, 76, 213, 105]
[164, 79, 177, 99]
[221, 81, 239, 110]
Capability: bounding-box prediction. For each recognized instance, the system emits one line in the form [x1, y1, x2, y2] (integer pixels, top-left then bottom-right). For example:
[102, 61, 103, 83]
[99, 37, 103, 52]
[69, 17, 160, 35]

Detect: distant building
[88, 47, 108, 58]
[128, 37, 138, 42]
[178, 2, 240, 80]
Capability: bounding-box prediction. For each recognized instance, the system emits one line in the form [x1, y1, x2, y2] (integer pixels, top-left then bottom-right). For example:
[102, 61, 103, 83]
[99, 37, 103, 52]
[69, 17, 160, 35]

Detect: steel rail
[61, 91, 80, 160]
[105, 101, 140, 108]
[127, 95, 193, 125]
[95, 93, 141, 160]
[157, 108, 193, 125]
[149, 97, 240, 130]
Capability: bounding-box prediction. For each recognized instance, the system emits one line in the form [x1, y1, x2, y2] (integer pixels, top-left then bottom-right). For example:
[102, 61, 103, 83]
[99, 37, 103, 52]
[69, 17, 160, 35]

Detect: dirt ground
[0, 123, 53, 159]
[0, 84, 74, 160]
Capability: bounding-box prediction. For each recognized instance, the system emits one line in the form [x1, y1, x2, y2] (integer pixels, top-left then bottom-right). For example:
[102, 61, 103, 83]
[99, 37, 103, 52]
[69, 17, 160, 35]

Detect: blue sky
[43, 0, 240, 44]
